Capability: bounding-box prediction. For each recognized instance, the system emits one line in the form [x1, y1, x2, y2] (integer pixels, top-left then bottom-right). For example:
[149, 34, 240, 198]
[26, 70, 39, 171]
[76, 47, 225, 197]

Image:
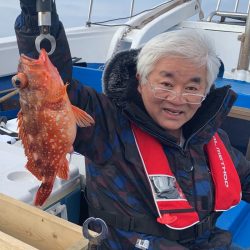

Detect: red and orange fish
[12, 49, 94, 206]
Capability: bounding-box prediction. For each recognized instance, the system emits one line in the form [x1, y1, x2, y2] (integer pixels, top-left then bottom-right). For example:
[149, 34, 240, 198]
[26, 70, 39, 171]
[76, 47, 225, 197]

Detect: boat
[0, 0, 250, 248]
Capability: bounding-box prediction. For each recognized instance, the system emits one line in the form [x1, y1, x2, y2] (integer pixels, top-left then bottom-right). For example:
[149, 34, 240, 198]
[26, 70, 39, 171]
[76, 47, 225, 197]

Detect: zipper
[179, 147, 197, 210]
[188, 147, 214, 213]
[191, 162, 198, 212]
[183, 88, 231, 151]
[205, 156, 214, 212]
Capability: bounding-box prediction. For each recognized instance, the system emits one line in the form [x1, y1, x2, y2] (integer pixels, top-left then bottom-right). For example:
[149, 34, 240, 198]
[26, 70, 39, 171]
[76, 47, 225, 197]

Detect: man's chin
[160, 122, 182, 137]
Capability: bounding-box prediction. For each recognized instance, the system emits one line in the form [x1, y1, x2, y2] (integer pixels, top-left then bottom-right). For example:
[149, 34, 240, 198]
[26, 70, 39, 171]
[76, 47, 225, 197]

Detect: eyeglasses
[148, 82, 206, 104]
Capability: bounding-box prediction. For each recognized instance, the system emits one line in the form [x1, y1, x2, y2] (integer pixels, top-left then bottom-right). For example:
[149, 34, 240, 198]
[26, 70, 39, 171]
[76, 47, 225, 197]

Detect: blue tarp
[216, 201, 250, 249]
[216, 78, 250, 109]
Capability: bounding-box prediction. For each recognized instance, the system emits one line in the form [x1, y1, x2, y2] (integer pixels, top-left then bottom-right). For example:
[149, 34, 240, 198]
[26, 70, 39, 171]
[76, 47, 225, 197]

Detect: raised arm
[15, 0, 72, 84]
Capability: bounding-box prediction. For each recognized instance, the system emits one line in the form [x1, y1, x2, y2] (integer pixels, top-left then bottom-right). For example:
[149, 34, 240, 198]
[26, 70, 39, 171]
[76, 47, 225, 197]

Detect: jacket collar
[102, 49, 237, 145]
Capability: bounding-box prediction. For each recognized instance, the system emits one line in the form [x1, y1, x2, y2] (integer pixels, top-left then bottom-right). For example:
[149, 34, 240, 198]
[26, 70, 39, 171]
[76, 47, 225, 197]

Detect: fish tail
[34, 178, 55, 206]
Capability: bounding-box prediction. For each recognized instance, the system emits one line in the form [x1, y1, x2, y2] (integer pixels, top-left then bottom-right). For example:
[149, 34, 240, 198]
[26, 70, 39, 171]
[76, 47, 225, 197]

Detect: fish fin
[18, 112, 30, 156]
[68, 148, 74, 164]
[57, 158, 69, 180]
[71, 105, 95, 127]
[34, 175, 56, 206]
[17, 111, 24, 139]
[18, 112, 43, 180]
[26, 160, 42, 181]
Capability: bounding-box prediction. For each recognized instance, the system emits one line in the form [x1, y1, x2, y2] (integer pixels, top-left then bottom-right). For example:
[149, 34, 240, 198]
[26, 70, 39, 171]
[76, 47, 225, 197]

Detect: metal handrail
[207, 0, 250, 22]
[86, 0, 138, 26]
[206, 0, 250, 71]
[129, 0, 135, 19]
[86, 0, 94, 27]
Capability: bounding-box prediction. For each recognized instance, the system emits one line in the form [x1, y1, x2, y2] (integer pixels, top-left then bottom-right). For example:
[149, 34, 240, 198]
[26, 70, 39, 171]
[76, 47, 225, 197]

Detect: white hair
[136, 29, 221, 94]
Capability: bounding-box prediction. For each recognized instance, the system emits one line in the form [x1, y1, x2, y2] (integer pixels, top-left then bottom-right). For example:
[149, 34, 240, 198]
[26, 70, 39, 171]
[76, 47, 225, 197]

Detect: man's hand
[20, 0, 56, 15]
[20, 0, 37, 15]
[15, 0, 73, 83]
[18, 0, 59, 38]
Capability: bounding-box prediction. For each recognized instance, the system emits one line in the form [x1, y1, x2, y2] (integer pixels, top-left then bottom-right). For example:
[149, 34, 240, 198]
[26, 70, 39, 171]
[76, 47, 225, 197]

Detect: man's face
[138, 56, 207, 138]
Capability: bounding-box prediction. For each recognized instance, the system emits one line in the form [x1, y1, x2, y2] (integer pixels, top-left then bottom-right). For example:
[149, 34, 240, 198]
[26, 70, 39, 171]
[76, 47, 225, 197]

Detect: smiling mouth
[163, 108, 183, 116]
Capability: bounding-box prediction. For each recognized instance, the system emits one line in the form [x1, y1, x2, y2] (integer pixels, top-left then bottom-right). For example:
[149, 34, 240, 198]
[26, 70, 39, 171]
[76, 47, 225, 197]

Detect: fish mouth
[20, 49, 48, 66]
[20, 54, 37, 66]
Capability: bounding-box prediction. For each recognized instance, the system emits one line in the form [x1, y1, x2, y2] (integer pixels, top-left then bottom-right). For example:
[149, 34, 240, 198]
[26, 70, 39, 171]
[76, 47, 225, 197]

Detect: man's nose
[167, 92, 185, 104]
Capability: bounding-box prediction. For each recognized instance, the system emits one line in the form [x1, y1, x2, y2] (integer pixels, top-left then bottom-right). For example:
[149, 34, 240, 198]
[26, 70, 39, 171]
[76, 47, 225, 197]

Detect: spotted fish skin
[12, 49, 94, 206]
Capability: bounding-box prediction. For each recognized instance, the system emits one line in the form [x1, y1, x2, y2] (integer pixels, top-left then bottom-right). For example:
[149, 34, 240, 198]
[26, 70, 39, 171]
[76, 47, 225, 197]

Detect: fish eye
[13, 78, 21, 87]
[12, 73, 28, 89]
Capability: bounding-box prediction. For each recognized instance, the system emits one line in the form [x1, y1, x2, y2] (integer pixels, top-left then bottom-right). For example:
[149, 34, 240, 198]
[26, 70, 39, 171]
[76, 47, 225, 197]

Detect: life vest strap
[89, 205, 218, 242]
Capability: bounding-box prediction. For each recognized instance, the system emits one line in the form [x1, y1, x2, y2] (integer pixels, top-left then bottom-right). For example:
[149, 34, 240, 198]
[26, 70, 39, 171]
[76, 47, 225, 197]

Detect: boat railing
[207, 0, 250, 22]
[85, 0, 191, 27]
[86, 0, 137, 27]
[86, 0, 94, 27]
[206, 0, 250, 72]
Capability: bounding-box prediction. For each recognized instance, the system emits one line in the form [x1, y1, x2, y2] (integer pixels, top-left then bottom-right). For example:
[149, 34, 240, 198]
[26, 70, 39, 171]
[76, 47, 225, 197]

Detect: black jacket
[15, 7, 250, 250]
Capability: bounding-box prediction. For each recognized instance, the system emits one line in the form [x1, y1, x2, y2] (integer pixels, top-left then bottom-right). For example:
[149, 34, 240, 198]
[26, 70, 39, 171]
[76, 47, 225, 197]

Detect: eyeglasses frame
[147, 81, 206, 105]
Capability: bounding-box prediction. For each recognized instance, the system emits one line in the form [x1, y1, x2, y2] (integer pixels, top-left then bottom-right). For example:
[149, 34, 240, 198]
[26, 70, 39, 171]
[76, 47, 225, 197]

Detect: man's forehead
[159, 71, 204, 83]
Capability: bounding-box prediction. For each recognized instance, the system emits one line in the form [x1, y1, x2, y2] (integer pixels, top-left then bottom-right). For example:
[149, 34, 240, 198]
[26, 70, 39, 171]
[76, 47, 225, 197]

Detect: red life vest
[131, 124, 242, 230]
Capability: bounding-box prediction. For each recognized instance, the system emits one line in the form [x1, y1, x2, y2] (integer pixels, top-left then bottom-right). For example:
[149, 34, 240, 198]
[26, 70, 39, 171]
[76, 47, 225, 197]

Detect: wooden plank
[0, 193, 88, 250]
[66, 239, 89, 250]
[41, 179, 81, 210]
[228, 106, 250, 121]
[0, 231, 38, 250]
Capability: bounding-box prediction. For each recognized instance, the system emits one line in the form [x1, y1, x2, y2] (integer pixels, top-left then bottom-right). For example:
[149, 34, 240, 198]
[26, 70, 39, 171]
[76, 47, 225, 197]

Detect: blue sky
[0, 0, 246, 38]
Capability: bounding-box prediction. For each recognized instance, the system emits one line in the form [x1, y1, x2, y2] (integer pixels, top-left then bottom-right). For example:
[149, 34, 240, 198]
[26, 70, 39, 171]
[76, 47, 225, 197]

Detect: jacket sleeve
[14, 1, 73, 84]
[218, 128, 250, 202]
[67, 80, 121, 164]
[14, 2, 119, 164]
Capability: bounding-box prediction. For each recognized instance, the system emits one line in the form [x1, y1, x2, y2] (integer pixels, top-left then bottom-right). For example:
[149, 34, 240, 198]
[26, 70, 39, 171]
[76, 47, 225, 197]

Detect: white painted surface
[0, 119, 85, 206]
